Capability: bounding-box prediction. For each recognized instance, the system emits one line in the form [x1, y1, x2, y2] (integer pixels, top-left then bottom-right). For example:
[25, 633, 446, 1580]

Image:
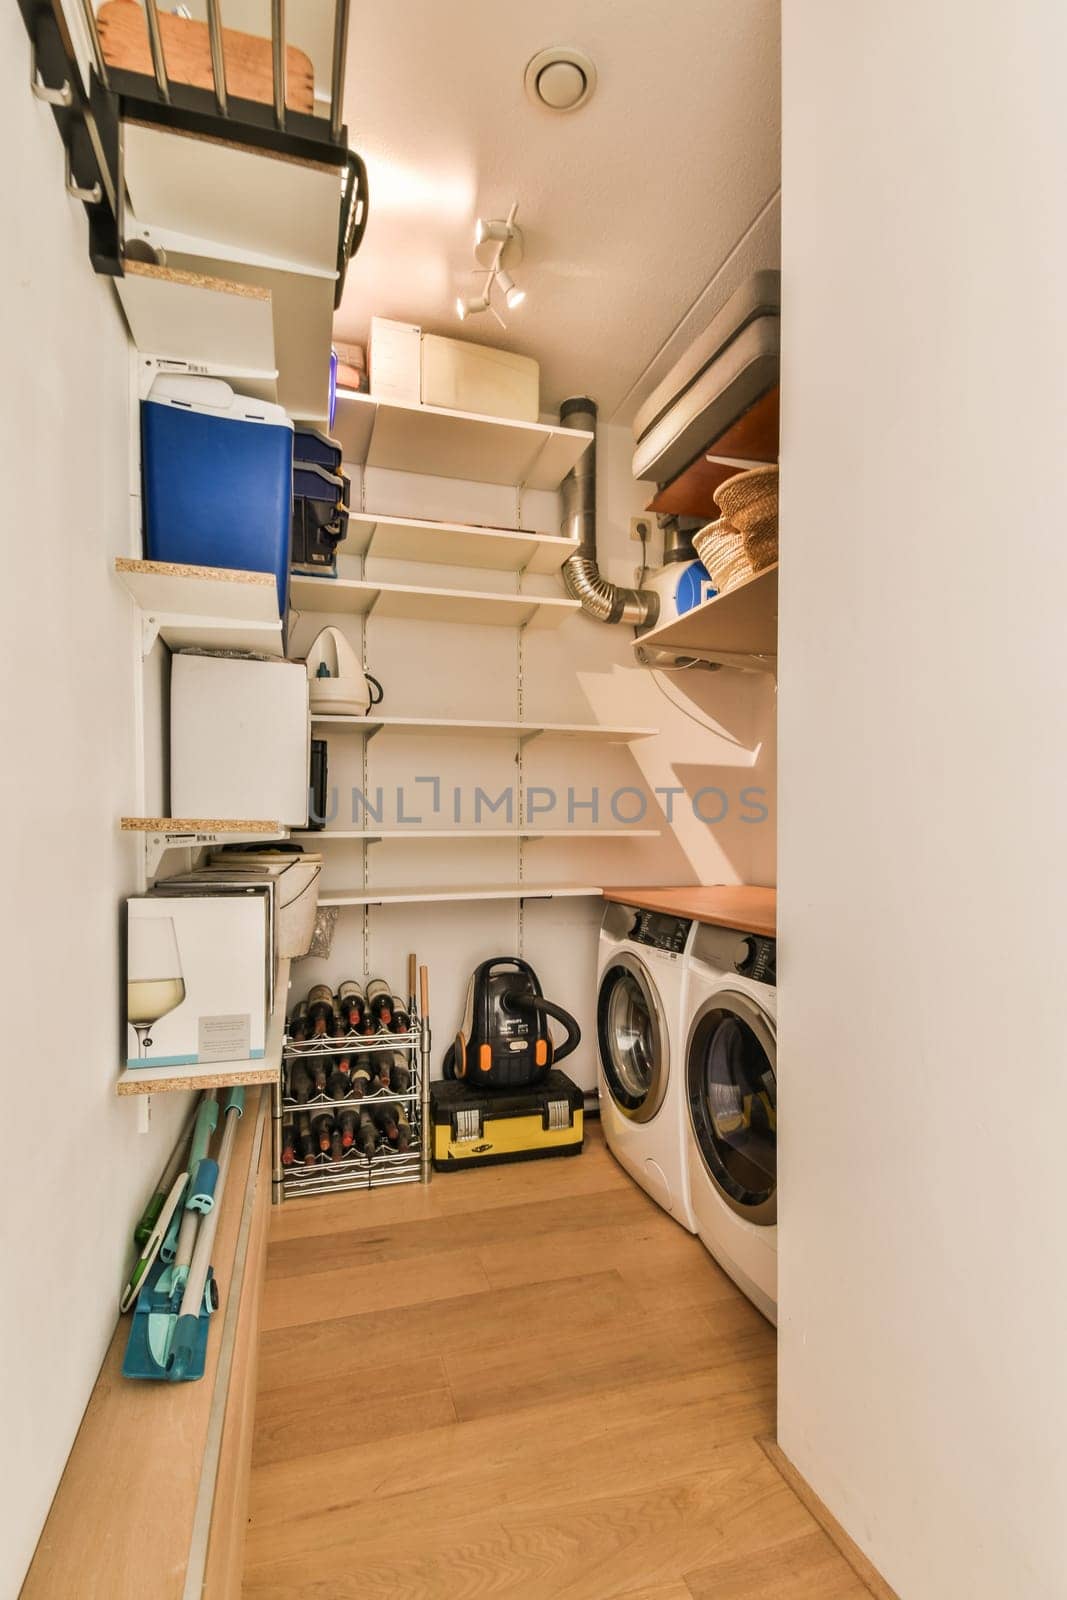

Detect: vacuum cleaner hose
[507, 993, 582, 1065]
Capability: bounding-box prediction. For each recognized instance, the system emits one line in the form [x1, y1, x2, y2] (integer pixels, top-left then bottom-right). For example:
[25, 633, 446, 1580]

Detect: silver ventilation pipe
[559, 398, 657, 628]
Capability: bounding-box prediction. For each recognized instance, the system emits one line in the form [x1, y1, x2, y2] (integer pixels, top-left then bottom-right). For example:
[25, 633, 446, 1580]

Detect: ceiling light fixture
[456, 291, 490, 321]
[457, 201, 526, 326]
[496, 269, 525, 310]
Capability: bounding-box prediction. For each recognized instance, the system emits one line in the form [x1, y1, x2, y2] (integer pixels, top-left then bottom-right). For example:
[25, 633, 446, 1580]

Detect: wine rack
[271, 1013, 431, 1201]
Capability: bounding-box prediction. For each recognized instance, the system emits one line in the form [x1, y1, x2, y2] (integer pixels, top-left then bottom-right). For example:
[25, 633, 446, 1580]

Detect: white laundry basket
[209, 850, 322, 958]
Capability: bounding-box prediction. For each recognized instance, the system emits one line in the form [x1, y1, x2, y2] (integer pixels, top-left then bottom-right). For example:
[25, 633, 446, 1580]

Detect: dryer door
[597, 951, 669, 1123]
[687, 989, 777, 1223]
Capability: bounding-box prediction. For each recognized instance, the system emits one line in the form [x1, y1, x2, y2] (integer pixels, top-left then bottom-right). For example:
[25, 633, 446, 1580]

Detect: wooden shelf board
[115, 559, 284, 654]
[635, 564, 778, 659]
[117, 958, 290, 1096]
[603, 885, 776, 938]
[290, 574, 579, 630]
[293, 829, 661, 842]
[115, 261, 277, 384]
[345, 512, 576, 575]
[319, 884, 605, 908]
[332, 390, 593, 490]
[646, 386, 779, 517]
[121, 817, 283, 834]
[308, 714, 657, 742]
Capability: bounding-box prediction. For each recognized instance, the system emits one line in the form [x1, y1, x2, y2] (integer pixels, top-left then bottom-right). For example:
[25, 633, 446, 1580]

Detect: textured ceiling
[335, 0, 781, 422]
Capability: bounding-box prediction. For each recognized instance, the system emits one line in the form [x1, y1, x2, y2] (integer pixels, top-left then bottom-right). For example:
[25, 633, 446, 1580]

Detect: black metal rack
[17, 0, 367, 291]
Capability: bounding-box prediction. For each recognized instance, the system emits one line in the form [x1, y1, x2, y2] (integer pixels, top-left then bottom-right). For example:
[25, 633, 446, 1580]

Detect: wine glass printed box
[126, 896, 268, 1068]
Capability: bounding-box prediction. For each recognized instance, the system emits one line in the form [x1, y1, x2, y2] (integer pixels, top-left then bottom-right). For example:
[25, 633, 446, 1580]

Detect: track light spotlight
[496, 269, 525, 310]
[475, 217, 513, 248]
[456, 292, 490, 321]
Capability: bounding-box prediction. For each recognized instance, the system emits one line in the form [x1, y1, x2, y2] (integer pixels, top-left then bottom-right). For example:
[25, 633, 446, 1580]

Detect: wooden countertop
[603, 885, 776, 937]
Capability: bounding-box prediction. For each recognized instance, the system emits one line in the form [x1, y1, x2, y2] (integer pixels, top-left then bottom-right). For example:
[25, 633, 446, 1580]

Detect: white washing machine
[684, 921, 778, 1323]
[596, 900, 697, 1231]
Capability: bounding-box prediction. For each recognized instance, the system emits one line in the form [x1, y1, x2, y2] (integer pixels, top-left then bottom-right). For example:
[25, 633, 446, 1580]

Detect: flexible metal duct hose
[559, 397, 657, 627]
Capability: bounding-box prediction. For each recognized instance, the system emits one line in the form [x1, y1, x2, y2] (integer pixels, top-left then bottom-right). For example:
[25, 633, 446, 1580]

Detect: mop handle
[133, 1100, 200, 1246]
[175, 1090, 245, 1324]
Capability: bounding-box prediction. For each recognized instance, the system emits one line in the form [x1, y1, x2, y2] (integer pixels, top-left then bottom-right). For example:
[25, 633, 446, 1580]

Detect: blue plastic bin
[141, 375, 294, 618]
[294, 425, 342, 475]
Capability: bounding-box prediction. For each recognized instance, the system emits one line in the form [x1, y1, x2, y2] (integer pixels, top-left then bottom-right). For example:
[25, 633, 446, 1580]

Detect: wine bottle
[365, 979, 395, 1029]
[372, 1102, 399, 1143]
[338, 1106, 358, 1149]
[336, 980, 366, 1032]
[357, 1107, 379, 1158]
[350, 1060, 372, 1097]
[326, 1067, 351, 1101]
[308, 1058, 328, 1096]
[288, 999, 310, 1042]
[375, 1050, 410, 1094]
[288, 1061, 312, 1104]
[330, 1129, 344, 1163]
[281, 1119, 297, 1166]
[390, 1000, 412, 1035]
[311, 1111, 335, 1153]
[392, 1105, 412, 1152]
[296, 1112, 315, 1164]
[306, 983, 336, 1036]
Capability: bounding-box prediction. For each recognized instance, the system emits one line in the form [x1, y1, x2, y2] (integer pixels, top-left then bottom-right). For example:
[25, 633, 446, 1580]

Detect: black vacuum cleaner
[442, 958, 580, 1089]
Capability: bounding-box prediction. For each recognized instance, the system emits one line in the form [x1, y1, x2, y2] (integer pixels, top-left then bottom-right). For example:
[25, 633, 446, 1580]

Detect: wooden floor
[242, 1124, 871, 1600]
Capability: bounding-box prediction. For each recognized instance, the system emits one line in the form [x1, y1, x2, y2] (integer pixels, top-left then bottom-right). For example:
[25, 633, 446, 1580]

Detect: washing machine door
[687, 989, 776, 1223]
[597, 951, 669, 1123]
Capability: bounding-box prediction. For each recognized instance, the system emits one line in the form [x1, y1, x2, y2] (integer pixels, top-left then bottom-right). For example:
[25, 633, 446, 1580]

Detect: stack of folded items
[694, 465, 778, 595]
[291, 427, 350, 576]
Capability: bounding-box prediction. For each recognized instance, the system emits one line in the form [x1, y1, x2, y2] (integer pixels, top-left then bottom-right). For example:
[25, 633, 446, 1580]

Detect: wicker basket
[694, 519, 744, 582]
[714, 465, 779, 537]
[694, 517, 777, 597]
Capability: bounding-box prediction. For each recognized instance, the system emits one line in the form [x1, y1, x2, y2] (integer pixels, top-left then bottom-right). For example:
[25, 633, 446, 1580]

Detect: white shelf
[309, 714, 657, 743]
[117, 959, 290, 1096]
[290, 574, 578, 630]
[124, 122, 344, 278]
[293, 829, 661, 842]
[318, 884, 605, 908]
[636, 564, 778, 669]
[344, 512, 577, 575]
[114, 559, 284, 656]
[115, 263, 278, 401]
[332, 390, 593, 490]
[115, 556, 283, 656]
[120, 816, 288, 875]
[124, 121, 345, 420]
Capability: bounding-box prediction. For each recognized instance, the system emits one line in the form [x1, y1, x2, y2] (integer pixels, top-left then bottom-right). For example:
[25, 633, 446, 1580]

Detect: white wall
[289, 418, 775, 1091]
[0, 19, 193, 1593]
[778, 5, 1067, 1596]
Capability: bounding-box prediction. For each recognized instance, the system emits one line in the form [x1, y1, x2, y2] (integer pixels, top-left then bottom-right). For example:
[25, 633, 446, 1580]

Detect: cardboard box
[126, 896, 269, 1068]
[170, 655, 310, 827]
[421, 334, 540, 422]
[370, 317, 422, 403]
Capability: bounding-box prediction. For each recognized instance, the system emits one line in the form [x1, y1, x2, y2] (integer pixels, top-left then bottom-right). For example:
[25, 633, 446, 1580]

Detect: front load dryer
[684, 920, 778, 1322]
[596, 900, 696, 1230]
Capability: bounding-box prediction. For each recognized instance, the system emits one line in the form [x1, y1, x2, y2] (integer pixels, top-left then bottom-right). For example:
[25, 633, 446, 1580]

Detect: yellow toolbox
[430, 1071, 583, 1171]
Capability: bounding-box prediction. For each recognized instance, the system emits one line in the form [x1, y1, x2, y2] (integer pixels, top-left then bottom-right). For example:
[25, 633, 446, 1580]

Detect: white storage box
[370, 316, 422, 402]
[421, 334, 540, 422]
[126, 895, 268, 1068]
[170, 655, 310, 826]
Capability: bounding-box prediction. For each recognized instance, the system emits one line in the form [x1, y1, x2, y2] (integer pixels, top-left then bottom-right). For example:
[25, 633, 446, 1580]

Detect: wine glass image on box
[128, 915, 186, 1058]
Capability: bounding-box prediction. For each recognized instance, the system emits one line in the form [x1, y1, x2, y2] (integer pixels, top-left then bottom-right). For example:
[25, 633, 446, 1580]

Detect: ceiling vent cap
[524, 47, 597, 113]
